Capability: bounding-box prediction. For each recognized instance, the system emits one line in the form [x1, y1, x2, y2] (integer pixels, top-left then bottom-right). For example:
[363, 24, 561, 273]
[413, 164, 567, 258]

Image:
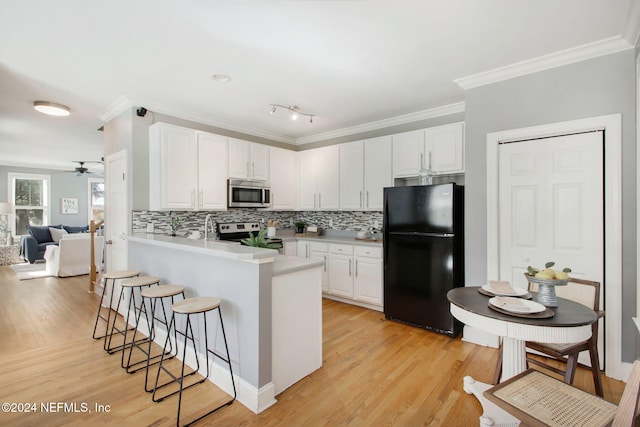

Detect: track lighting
[269, 104, 314, 123]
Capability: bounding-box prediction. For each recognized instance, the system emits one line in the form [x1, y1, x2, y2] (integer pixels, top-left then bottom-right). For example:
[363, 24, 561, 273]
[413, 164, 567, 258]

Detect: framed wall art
[61, 198, 78, 214]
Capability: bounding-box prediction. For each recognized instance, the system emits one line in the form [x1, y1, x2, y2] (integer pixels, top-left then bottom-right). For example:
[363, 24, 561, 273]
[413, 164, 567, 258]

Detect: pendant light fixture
[33, 101, 71, 116]
[269, 104, 314, 123]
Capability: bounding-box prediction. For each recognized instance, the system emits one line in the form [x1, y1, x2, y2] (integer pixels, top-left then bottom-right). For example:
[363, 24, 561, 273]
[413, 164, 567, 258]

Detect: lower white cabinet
[283, 240, 297, 256]
[328, 244, 354, 298]
[353, 246, 383, 306]
[298, 239, 382, 310]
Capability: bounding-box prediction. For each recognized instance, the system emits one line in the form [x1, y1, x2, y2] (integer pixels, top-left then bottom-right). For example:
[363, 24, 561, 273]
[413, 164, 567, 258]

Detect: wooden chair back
[612, 359, 640, 426]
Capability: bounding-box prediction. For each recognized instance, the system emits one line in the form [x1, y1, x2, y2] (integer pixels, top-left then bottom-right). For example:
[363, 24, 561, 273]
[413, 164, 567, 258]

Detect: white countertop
[275, 230, 383, 247]
[127, 233, 278, 261]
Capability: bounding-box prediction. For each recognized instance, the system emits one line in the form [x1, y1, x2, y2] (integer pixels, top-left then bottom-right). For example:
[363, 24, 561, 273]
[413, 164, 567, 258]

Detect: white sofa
[45, 235, 104, 277]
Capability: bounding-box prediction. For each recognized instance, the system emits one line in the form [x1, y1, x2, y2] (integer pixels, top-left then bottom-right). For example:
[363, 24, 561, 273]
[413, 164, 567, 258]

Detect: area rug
[10, 263, 54, 280]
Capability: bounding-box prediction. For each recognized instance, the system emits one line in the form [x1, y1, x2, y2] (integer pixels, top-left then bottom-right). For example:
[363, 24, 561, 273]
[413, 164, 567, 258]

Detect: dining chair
[483, 359, 640, 427]
[493, 276, 605, 397]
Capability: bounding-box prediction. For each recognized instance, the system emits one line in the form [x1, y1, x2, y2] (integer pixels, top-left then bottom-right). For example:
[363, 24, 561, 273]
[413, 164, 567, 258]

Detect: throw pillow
[49, 227, 68, 243]
[27, 225, 61, 244]
[63, 225, 89, 234]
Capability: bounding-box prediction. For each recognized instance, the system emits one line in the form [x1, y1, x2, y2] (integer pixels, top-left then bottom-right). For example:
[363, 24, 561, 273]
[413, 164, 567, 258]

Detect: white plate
[489, 297, 546, 314]
[482, 284, 528, 297]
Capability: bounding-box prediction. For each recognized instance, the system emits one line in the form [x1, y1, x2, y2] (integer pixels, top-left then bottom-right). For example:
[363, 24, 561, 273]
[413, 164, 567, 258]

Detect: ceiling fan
[69, 160, 104, 177]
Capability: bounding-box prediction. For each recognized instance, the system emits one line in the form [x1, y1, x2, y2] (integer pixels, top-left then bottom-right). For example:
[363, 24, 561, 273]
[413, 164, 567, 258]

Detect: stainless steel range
[217, 222, 283, 250]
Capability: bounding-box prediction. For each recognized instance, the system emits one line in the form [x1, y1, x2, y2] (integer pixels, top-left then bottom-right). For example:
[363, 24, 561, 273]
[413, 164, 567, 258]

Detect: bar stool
[104, 275, 161, 355]
[153, 296, 236, 427]
[92, 269, 140, 344]
[123, 284, 186, 390]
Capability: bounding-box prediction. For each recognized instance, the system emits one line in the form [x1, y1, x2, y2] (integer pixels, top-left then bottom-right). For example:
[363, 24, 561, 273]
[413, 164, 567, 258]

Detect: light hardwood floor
[0, 266, 628, 426]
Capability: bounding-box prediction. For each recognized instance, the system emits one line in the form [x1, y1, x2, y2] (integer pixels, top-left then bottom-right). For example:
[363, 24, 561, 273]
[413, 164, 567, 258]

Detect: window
[88, 179, 104, 223]
[8, 173, 50, 236]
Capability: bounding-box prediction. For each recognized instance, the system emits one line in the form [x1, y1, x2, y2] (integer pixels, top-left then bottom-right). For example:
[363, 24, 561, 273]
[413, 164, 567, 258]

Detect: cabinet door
[392, 129, 425, 178]
[269, 147, 295, 210]
[283, 241, 297, 256]
[328, 253, 353, 298]
[317, 146, 340, 210]
[339, 141, 364, 210]
[425, 123, 464, 174]
[354, 256, 383, 305]
[364, 136, 392, 211]
[228, 138, 250, 179]
[197, 132, 228, 210]
[310, 250, 329, 293]
[161, 125, 198, 209]
[297, 151, 317, 210]
[297, 241, 310, 258]
[250, 143, 270, 181]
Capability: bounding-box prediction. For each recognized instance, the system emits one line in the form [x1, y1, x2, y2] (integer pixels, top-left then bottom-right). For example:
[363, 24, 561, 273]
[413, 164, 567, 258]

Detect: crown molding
[295, 102, 466, 145]
[99, 95, 132, 123]
[455, 36, 633, 90]
[622, 0, 640, 46]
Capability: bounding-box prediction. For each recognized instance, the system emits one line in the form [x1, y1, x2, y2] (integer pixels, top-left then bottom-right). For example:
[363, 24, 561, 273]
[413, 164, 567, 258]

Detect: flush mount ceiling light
[211, 73, 231, 82]
[33, 101, 71, 116]
[269, 104, 314, 123]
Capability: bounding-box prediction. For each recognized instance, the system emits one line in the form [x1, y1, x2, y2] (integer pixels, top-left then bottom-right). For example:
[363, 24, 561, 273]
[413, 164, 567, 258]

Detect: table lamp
[0, 202, 15, 245]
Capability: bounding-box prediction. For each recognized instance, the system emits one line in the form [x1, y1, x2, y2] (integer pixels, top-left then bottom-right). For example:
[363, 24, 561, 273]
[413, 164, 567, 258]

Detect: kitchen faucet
[204, 214, 214, 241]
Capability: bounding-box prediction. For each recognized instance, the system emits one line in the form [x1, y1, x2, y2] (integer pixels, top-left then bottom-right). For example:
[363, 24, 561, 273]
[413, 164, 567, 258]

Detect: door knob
[106, 240, 113, 245]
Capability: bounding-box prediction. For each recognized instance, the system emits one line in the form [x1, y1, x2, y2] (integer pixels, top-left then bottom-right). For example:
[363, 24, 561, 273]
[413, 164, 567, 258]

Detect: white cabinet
[297, 240, 328, 292]
[197, 132, 229, 210]
[425, 123, 464, 174]
[149, 123, 228, 211]
[339, 141, 364, 210]
[353, 246, 383, 306]
[339, 137, 392, 211]
[328, 244, 354, 298]
[269, 147, 295, 210]
[392, 122, 464, 177]
[297, 146, 340, 211]
[393, 129, 425, 178]
[283, 240, 297, 256]
[228, 138, 269, 181]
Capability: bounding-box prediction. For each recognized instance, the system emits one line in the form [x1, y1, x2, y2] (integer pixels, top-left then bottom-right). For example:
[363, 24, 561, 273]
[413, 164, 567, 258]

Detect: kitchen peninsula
[126, 233, 323, 413]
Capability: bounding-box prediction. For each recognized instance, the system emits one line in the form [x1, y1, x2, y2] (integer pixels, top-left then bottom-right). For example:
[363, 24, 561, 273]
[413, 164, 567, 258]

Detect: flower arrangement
[169, 216, 183, 236]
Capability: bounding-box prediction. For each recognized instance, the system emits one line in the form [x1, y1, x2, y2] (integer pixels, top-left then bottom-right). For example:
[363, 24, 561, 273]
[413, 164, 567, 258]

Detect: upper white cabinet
[363, 136, 392, 210]
[269, 147, 295, 210]
[149, 123, 228, 211]
[297, 146, 340, 211]
[425, 123, 464, 174]
[339, 141, 364, 210]
[339, 136, 392, 211]
[393, 122, 464, 177]
[228, 138, 270, 181]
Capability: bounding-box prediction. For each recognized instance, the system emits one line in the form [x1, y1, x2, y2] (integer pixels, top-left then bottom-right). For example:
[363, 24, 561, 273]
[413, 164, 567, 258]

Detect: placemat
[477, 287, 532, 300]
[488, 302, 554, 319]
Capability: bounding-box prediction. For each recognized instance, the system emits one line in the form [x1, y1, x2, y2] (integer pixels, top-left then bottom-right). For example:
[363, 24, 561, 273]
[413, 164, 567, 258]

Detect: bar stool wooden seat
[92, 269, 140, 345]
[153, 296, 236, 427]
[103, 275, 160, 355]
[124, 284, 186, 390]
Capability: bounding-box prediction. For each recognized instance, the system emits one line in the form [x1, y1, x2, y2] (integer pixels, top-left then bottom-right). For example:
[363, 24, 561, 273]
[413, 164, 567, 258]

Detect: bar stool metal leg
[105, 276, 160, 355]
[91, 270, 140, 342]
[152, 297, 236, 427]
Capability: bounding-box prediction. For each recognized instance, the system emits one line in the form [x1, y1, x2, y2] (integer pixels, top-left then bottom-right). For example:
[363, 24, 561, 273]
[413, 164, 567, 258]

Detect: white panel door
[105, 150, 128, 303]
[498, 131, 604, 365]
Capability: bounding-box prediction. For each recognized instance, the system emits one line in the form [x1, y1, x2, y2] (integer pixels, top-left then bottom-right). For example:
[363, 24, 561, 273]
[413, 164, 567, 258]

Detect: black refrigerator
[383, 183, 464, 337]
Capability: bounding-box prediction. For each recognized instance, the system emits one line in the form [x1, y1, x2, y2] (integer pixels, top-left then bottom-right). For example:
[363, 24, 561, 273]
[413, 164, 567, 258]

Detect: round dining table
[447, 286, 598, 427]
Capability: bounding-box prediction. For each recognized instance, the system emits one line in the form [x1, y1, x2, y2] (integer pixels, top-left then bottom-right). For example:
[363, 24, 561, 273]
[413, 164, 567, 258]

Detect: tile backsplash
[132, 209, 383, 237]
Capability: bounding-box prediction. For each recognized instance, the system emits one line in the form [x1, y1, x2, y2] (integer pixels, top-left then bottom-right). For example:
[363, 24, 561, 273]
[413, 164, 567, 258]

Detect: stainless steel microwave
[228, 179, 271, 208]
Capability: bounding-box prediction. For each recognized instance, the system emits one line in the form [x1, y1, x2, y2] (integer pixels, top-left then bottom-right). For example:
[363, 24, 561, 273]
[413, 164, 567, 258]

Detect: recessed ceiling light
[33, 101, 71, 116]
[212, 74, 231, 83]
